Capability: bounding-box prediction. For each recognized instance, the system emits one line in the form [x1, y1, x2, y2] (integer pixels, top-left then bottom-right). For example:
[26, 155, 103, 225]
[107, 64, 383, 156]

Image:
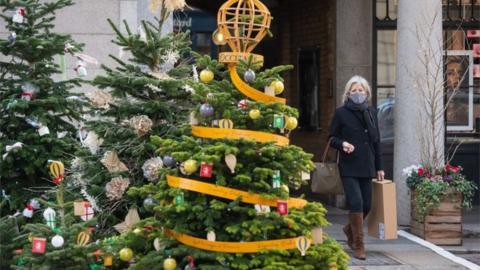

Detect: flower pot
[410, 189, 463, 245]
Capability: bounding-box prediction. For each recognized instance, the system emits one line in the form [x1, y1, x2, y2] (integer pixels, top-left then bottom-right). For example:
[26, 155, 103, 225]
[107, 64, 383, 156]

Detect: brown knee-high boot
[343, 223, 354, 250]
[350, 212, 366, 260]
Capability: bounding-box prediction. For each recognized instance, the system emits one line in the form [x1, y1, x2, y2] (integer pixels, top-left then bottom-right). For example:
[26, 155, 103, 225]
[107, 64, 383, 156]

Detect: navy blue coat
[328, 106, 383, 178]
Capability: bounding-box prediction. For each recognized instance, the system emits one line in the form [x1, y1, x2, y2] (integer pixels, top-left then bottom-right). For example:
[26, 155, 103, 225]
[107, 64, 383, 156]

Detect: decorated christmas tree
[71, 0, 192, 236]
[100, 1, 348, 269]
[0, 0, 88, 215]
[6, 161, 103, 269]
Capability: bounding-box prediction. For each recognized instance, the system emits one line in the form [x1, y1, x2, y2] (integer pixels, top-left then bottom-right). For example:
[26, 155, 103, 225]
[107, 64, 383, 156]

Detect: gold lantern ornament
[216, 0, 271, 65]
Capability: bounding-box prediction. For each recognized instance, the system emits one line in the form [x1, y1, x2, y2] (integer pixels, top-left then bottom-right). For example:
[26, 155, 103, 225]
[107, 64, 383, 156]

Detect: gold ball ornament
[249, 109, 261, 120]
[183, 159, 198, 174]
[285, 117, 298, 130]
[163, 257, 177, 270]
[281, 184, 290, 194]
[200, 69, 214, 83]
[212, 29, 227, 46]
[133, 228, 143, 235]
[119, 247, 134, 262]
[270, 80, 285, 95]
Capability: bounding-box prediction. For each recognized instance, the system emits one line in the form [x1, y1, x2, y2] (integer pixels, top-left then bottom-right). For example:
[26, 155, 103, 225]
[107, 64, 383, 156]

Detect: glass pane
[444, 30, 466, 50]
[377, 87, 395, 142]
[377, 30, 397, 86]
[194, 33, 213, 56]
[376, 0, 397, 20]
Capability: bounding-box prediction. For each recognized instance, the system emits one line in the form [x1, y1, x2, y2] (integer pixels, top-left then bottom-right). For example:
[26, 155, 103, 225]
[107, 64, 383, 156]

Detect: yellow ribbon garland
[165, 229, 310, 253]
[228, 64, 286, 104]
[167, 175, 307, 208]
[191, 126, 289, 146]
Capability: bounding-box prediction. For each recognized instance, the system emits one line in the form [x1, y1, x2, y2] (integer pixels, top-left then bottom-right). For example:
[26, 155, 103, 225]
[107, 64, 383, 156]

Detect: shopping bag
[367, 179, 398, 240]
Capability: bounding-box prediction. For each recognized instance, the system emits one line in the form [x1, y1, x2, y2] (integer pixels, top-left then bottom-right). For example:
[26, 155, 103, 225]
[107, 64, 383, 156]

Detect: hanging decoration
[248, 109, 261, 120]
[12, 7, 26, 24]
[51, 234, 64, 248]
[244, 69, 256, 83]
[199, 69, 214, 83]
[296, 236, 311, 256]
[175, 192, 184, 205]
[86, 90, 112, 109]
[37, 124, 50, 136]
[273, 114, 285, 129]
[80, 202, 95, 221]
[237, 99, 248, 110]
[199, 162, 213, 178]
[128, 115, 153, 136]
[8, 32, 16, 46]
[22, 204, 34, 218]
[143, 195, 157, 212]
[270, 80, 285, 95]
[74, 59, 88, 77]
[2, 142, 23, 160]
[31, 237, 46, 254]
[182, 159, 198, 175]
[163, 257, 177, 270]
[199, 103, 214, 118]
[142, 157, 163, 182]
[119, 247, 134, 262]
[83, 131, 104, 154]
[254, 204, 271, 214]
[218, 119, 234, 129]
[77, 231, 91, 246]
[43, 207, 56, 229]
[20, 82, 39, 101]
[276, 200, 288, 216]
[105, 176, 130, 201]
[207, 231, 216, 242]
[224, 154, 237, 173]
[163, 155, 177, 168]
[101, 151, 128, 172]
[114, 208, 140, 234]
[284, 116, 298, 131]
[49, 160, 65, 185]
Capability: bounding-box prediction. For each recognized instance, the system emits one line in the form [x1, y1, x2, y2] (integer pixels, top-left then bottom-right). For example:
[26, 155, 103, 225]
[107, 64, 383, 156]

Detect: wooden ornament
[311, 227, 323, 245]
[264, 86, 275, 97]
[74, 201, 86, 216]
[207, 231, 216, 242]
[217, 0, 271, 59]
[224, 154, 237, 173]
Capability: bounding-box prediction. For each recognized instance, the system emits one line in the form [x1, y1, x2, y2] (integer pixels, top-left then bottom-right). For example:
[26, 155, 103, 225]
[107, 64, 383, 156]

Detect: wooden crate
[410, 190, 463, 245]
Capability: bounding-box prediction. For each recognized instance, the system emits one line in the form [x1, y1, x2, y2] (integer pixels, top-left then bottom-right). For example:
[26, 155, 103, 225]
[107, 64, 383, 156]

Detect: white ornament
[192, 65, 199, 82]
[38, 125, 50, 136]
[264, 86, 275, 97]
[22, 207, 33, 218]
[12, 8, 25, 24]
[3, 142, 23, 160]
[254, 204, 271, 214]
[29, 199, 41, 209]
[189, 112, 199, 125]
[153, 237, 164, 251]
[57, 131, 68, 139]
[301, 171, 311, 180]
[83, 131, 104, 154]
[51, 235, 64, 248]
[43, 207, 56, 229]
[80, 205, 95, 221]
[207, 231, 216, 242]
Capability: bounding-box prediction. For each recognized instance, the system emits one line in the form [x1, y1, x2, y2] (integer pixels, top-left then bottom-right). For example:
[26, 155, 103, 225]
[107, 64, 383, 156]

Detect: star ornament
[114, 208, 140, 234]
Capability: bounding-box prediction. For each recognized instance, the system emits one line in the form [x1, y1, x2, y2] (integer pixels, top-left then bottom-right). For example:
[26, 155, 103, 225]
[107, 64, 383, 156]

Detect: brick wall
[274, 0, 337, 161]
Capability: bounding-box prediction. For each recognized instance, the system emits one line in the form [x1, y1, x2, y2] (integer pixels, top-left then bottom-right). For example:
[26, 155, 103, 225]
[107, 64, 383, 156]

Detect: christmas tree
[0, 0, 87, 214]
[103, 1, 348, 269]
[71, 0, 192, 236]
[8, 161, 101, 269]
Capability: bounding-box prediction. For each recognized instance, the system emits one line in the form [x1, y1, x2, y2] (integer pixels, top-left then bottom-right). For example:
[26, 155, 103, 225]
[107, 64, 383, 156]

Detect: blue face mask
[349, 92, 367, 104]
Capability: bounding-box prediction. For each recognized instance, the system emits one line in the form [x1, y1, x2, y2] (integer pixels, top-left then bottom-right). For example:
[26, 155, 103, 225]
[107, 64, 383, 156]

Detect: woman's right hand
[342, 141, 355, 154]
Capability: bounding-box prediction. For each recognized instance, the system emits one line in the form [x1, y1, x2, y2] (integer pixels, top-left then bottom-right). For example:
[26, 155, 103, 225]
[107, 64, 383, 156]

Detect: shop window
[298, 47, 320, 131]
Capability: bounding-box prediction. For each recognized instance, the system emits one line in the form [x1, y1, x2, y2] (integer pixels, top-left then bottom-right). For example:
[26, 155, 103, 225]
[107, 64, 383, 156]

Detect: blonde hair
[342, 75, 372, 103]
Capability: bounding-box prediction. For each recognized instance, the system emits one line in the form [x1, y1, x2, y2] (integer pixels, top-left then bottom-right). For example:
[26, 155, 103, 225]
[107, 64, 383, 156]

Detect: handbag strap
[322, 137, 340, 164]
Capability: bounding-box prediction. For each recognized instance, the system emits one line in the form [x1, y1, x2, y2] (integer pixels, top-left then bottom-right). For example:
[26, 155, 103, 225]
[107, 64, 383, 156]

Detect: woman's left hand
[377, 170, 385, 181]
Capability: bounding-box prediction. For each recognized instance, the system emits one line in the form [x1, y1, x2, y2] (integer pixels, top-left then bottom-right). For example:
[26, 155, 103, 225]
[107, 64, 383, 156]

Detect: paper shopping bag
[367, 180, 398, 240]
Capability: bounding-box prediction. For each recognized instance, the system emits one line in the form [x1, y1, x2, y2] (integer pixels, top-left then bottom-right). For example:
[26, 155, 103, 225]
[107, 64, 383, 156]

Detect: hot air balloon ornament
[49, 160, 65, 185]
[216, 0, 272, 65]
[296, 236, 311, 256]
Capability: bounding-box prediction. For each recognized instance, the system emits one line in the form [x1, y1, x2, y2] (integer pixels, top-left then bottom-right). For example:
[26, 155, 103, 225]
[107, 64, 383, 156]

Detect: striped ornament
[219, 119, 234, 129]
[77, 231, 91, 246]
[296, 236, 311, 256]
[49, 161, 65, 184]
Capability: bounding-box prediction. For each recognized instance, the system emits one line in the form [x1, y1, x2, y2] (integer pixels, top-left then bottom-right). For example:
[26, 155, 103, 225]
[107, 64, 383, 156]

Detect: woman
[328, 75, 384, 260]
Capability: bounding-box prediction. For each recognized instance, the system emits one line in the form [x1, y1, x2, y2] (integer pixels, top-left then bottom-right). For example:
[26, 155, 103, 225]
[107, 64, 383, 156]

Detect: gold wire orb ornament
[217, 0, 271, 64]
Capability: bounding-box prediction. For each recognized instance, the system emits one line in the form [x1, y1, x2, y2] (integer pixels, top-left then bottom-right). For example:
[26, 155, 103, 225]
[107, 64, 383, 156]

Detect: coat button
[364, 142, 368, 145]
[364, 129, 368, 133]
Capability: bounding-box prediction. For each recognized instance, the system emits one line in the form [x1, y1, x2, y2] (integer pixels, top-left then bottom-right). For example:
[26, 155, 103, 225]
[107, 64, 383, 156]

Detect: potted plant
[403, 164, 477, 245]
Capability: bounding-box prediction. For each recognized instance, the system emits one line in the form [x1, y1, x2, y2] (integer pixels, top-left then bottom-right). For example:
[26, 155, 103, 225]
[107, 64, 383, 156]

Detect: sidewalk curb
[398, 230, 480, 270]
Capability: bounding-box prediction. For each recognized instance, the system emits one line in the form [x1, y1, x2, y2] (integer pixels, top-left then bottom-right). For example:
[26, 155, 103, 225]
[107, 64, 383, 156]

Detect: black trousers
[342, 177, 372, 216]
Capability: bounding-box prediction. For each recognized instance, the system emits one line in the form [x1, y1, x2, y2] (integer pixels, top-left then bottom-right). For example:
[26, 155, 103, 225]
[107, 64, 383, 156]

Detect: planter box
[410, 190, 463, 245]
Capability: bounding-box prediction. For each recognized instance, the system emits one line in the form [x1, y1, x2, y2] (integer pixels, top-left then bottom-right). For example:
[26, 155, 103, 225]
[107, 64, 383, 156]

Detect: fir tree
[71, 1, 192, 236]
[0, 0, 87, 215]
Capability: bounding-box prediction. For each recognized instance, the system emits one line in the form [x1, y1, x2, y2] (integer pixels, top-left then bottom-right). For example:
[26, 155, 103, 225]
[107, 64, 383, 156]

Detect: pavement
[323, 205, 480, 270]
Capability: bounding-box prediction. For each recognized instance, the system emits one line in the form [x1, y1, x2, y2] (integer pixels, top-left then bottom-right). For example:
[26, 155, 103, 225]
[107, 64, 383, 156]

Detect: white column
[394, 0, 444, 225]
